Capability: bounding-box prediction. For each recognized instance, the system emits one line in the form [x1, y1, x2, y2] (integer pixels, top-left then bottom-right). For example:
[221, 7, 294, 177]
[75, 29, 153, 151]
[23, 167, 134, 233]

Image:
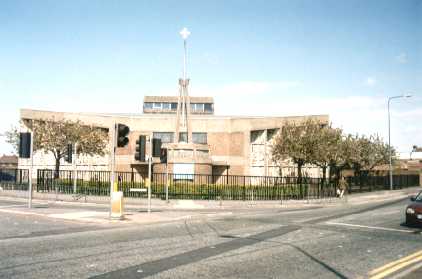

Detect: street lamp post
[388, 94, 412, 190]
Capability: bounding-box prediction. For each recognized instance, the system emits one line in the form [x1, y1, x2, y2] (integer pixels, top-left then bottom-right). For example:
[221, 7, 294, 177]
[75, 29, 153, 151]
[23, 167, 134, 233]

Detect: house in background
[0, 155, 18, 169]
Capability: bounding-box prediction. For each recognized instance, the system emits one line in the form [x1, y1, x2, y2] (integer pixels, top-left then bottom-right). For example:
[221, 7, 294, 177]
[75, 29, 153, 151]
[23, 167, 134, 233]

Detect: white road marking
[370, 210, 401, 216]
[325, 222, 416, 233]
[0, 204, 26, 209]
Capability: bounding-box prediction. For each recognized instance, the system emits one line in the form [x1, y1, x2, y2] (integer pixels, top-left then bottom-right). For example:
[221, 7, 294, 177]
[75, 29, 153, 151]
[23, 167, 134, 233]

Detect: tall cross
[175, 28, 192, 143]
[180, 27, 190, 40]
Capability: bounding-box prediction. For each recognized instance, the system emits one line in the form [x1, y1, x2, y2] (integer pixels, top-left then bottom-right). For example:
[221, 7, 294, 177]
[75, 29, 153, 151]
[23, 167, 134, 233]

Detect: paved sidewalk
[0, 186, 420, 225]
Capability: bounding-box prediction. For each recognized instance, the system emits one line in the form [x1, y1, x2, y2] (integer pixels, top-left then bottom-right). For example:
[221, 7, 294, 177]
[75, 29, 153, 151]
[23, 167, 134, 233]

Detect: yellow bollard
[113, 181, 118, 192]
[110, 191, 124, 220]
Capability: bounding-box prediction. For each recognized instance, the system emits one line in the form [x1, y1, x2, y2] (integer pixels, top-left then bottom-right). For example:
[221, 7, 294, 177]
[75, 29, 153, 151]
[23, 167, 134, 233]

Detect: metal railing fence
[0, 168, 419, 200]
[0, 169, 29, 191]
[28, 169, 420, 201]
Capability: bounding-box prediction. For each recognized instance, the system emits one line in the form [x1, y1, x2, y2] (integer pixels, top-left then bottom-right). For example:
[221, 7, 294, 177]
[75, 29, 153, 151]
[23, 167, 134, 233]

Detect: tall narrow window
[179, 132, 188, 143]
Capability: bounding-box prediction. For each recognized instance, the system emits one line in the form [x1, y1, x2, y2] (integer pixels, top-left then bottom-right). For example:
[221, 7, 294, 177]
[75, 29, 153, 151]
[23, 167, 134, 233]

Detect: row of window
[153, 132, 207, 144]
[144, 102, 213, 113]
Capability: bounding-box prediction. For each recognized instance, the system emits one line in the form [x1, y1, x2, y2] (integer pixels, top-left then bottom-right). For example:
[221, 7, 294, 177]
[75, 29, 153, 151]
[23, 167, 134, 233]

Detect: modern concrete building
[19, 102, 328, 178]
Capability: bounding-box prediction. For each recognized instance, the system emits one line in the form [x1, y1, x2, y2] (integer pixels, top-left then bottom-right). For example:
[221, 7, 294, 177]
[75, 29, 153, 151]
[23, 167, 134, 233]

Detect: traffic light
[117, 124, 130, 147]
[152, 138, 161, 157]
[135, 135, 146, 162]
[19, 132, 31, 158]
[64, 143, 73, 163]
[160, 148, 167, 163]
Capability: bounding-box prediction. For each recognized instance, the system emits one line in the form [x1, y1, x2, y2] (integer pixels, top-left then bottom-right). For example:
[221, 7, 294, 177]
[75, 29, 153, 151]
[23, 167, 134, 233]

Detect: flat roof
[20, 108, 329, 121]
[143, 96, 214, 103]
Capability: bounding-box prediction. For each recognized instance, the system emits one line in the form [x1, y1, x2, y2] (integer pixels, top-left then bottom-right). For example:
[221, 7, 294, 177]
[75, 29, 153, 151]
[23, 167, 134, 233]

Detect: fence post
[243, 176, 246, 201]
[306, 178, 310, 203]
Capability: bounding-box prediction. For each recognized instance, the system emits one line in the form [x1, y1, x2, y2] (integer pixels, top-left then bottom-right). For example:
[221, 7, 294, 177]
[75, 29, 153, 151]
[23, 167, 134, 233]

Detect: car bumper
[406, 213, 422, 226]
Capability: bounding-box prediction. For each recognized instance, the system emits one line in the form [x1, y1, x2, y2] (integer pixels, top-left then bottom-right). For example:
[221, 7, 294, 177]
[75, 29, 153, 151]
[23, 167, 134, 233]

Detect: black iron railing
[0, 168, 29, 191]
[1, 168, 418, 200]
[29, 169, 421, 201]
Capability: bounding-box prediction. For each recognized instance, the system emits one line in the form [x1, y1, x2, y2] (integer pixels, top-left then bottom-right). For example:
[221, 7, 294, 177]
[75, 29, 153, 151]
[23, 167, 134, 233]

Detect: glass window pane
[196, 103, 204, 112]
[250, 130, 265, 143]
[179, 132, 188, 143]
[153, 102, 162, 109]
[267, 129, 279, 141]
[171, 103, 178, 110]
[162, 103, 170, 110]
[204, 103, 212, 112]
[193, 132, 207, 144]
[144, 102, 153, 109]
[190, 103, 196, 111]
[153, 132, 174, 143]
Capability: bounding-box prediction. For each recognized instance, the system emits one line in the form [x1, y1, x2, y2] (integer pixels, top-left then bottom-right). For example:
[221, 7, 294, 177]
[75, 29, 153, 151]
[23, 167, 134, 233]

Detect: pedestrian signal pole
[28, 132, 34, 209]
[110, 123, 117, 218]
[147, 134, 152, 213]
[72, 143, 78, 194]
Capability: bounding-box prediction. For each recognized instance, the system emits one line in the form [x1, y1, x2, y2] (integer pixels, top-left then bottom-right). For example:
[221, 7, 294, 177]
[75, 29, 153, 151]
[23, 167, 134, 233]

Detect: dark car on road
[406, 191, 422, 226]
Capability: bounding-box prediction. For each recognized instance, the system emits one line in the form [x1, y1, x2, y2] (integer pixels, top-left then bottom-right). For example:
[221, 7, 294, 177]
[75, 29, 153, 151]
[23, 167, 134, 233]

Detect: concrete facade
[19, 107, 329, 178]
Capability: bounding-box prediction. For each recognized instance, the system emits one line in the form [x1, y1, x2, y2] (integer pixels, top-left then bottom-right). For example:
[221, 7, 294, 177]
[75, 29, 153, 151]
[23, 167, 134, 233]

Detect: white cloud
[396, 52, 408, 64]
[366, 77, 377, 86]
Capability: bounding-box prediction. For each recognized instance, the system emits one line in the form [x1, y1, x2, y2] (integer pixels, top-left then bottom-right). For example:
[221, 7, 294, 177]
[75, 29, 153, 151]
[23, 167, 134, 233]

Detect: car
[405, 191, 422, 227]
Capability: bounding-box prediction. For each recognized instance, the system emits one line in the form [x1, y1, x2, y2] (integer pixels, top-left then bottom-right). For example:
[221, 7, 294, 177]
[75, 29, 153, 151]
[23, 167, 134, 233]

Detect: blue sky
[0, 0, 421, 157]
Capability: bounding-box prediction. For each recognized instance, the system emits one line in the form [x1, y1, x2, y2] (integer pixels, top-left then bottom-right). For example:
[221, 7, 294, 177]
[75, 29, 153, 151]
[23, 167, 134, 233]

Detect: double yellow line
[368, 250, 422, 279]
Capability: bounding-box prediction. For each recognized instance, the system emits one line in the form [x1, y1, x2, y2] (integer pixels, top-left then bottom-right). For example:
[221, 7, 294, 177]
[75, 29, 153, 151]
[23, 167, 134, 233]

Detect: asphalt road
[0, 198, 421, 279]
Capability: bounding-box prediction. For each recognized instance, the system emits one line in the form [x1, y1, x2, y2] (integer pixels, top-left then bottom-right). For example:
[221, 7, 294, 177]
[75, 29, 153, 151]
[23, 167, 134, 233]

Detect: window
[204, 103, 213, 112]
[144, 102, 153, 109]
[162, 103, 171, 110]
[153, 102, 162, 109]
[171, 103, 178, 110]
[190, 103, 205, 112]
[153, 132, 174, 143]
[193, 132, 207, 144]
[250, 130, 265, 144]
[267, 129, 279, 141]
[197, 103, 204, 112]
[179, 132, 188, 143]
